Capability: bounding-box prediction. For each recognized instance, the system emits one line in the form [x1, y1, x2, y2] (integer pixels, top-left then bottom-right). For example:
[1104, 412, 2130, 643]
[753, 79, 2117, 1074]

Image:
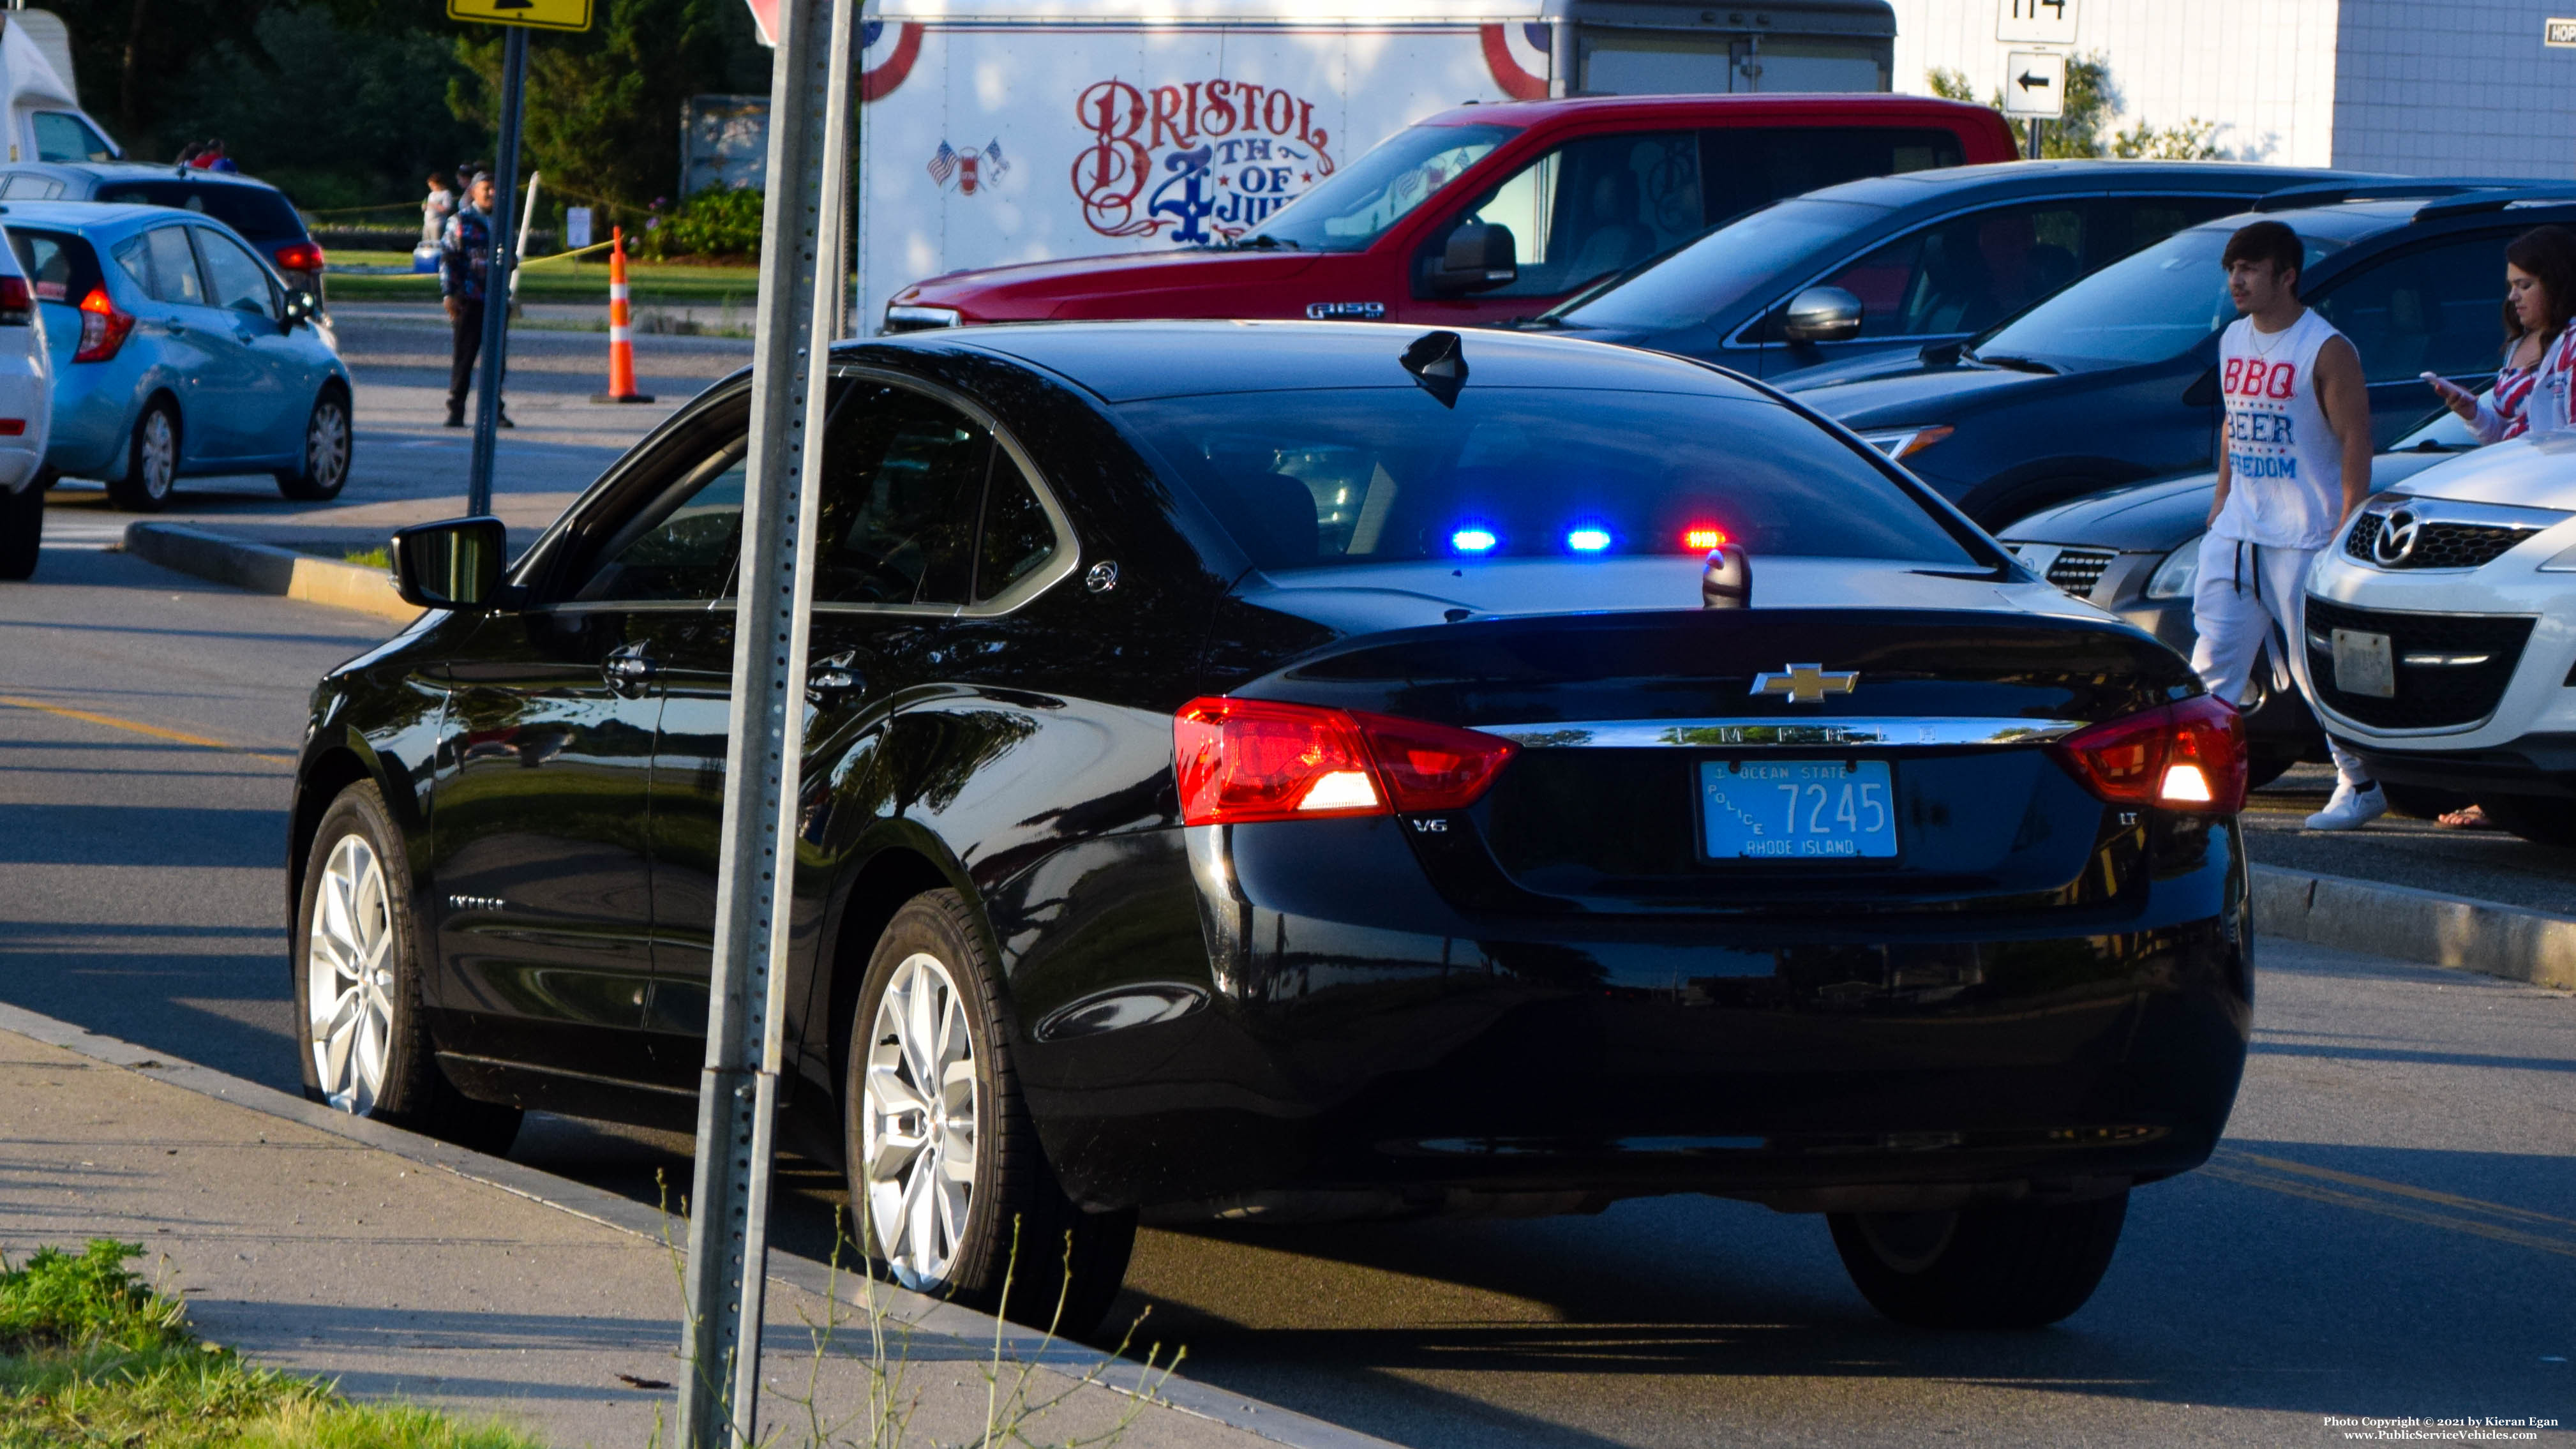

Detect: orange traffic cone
[591, 227, 655, 405]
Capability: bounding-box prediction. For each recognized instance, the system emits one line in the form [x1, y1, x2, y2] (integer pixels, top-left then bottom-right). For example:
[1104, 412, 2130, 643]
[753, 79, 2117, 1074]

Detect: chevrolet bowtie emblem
[1751, 663, 1859, 705]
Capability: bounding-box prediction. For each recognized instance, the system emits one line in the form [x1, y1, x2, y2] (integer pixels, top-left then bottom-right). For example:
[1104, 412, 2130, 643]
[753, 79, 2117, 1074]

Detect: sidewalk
[0, 1002, 1383, 1449]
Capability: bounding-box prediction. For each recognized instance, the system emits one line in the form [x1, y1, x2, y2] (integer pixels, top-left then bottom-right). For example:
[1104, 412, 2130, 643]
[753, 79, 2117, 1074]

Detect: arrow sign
[2016, 69, 2052, 91]
[2001, 50, 2067, 118]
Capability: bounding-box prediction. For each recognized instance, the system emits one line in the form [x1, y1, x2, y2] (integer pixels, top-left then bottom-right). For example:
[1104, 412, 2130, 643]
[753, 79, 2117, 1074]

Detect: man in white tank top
[2189, 220, 2386, 830]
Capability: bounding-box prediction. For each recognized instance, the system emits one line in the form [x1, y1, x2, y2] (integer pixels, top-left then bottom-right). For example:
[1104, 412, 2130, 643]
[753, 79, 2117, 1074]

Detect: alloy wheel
[308, 398, 349, 493]
[860, 950, 981, 1288]
[139, 409, 176, 502]
[305, 833, 396, 1113]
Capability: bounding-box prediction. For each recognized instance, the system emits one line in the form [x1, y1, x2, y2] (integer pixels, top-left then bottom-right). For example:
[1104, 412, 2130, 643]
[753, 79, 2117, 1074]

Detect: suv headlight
[2145, 532, 2203, 599]
[1852, 425, 1953, 461]
[883, 304, 962, 333]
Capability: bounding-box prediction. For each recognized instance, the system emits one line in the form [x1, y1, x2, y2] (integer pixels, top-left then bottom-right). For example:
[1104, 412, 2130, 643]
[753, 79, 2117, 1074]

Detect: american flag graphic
[926, 141, 957, 187]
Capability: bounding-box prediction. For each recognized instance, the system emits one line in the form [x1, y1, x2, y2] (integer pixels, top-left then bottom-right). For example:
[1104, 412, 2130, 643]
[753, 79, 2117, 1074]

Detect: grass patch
[341, 547, 391, 570]
[324, 249, 758, 306]
[0, 1240, 543, 1449]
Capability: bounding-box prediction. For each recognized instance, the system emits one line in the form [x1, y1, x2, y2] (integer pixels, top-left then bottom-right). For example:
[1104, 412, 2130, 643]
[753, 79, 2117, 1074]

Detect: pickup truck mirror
[1428, 221, 1516, 294]
[1781, 286, 1864, 343]
[391, 516, 509, 612]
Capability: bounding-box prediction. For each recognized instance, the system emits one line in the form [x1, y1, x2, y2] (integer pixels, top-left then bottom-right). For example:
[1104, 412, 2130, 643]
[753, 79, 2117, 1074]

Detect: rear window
[5, 228, 102, 303]
[92, 181, 302, 241]
[1120, 386, 1977, 571]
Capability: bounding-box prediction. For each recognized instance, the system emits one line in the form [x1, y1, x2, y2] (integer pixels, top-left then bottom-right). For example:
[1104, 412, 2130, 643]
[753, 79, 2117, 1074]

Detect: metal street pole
[673, 0, 855, 1440]
[466, 25, 527, 518]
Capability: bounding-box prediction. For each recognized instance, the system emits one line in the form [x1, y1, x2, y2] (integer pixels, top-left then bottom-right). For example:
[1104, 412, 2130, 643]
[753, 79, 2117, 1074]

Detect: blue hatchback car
[1, 200, 352, 511]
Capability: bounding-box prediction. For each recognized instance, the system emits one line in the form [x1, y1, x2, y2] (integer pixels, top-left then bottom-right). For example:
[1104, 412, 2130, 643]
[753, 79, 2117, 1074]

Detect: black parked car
[292, 322, 2252, 1333]
[1779, 181, 2576, 527]
[1530, 158, 2366, 384]
[0, 161, 326, 298]
[1998, 403, 2480, 794]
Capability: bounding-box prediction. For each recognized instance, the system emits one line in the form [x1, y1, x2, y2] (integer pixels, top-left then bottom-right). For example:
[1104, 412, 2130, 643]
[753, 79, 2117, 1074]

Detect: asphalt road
[2, 547, 2571, 1448]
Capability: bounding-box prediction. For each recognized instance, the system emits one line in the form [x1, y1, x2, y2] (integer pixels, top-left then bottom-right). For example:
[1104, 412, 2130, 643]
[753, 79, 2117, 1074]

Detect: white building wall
[2330, 0, 2576, 178]
[1883, 0, 2344, 165]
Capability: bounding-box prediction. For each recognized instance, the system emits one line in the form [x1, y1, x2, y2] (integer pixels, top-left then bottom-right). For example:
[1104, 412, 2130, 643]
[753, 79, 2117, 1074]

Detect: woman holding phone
[2429, 224, 2576, 440]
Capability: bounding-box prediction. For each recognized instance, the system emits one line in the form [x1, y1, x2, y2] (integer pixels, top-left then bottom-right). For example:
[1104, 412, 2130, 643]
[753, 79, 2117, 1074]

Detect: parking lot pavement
[2249, 765, 2576, 917]
[37, 301, 749, 560]
[6, 548, 2572, 1448]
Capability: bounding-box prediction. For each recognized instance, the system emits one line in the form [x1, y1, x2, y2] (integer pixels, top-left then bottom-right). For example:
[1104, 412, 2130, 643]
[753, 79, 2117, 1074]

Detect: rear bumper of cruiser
[1024, 813, 2252, 1218]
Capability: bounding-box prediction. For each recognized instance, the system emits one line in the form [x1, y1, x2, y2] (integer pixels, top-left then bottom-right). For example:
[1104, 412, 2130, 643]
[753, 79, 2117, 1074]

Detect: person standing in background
[421, 170, 457, 249]
[440, 172, 511, 430]
[2430, 225, 2576, 442]
[2190, 220, 2386, 831]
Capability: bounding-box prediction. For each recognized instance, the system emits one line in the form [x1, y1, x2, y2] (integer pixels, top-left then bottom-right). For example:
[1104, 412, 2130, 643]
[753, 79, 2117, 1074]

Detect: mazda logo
[2372, 509, 2421, 566]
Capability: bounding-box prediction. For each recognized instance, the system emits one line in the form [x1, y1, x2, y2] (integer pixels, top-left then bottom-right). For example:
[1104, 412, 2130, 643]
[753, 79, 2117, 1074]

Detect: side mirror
[1427, 221, 1516, 295]
[281, 288, 318, 330]
[1781, 286, 1864, 344]
[391, 516, 509, 611]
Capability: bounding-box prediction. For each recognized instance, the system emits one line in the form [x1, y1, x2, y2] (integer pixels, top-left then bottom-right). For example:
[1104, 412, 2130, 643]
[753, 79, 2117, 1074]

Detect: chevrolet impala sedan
[289, 322, 2252, 1334]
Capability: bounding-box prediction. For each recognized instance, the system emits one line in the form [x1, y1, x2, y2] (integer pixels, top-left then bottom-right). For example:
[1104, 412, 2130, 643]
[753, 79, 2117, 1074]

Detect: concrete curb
[122, 521, 420, 624]
[0, 999, 1396, 1449]
[2250, 864, 2576, 991]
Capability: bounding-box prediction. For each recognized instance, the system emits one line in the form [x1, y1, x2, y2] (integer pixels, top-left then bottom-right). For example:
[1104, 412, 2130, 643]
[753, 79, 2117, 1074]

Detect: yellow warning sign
[447, 0, 592, 31]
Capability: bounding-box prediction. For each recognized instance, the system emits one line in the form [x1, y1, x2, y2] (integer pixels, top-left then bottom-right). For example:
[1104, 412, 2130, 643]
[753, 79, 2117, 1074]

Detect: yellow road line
[2221, 1150, 2576, 1229]
[2206, 1149, 2576, 1259]
[0, 694, 296, 765]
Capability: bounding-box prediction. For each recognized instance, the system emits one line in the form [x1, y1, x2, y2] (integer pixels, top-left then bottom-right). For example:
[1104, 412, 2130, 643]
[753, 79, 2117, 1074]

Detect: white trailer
[849, 0, 1896, 327]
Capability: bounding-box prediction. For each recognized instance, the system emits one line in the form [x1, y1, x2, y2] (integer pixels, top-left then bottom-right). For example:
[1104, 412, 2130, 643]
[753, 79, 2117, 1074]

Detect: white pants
[2187, 533, 2370, 789]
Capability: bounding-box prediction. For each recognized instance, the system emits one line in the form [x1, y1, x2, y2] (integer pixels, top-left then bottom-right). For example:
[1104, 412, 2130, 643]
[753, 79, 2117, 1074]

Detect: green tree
[33, 0, 296, 156]
[1928, 54, 2217, 161]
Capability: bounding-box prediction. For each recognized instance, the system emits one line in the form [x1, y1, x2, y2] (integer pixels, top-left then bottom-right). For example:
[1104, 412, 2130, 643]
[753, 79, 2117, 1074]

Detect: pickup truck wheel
[1829, 1191, 2128, 1329]
[846, 889, 1134, 1335]
[0, 481, 40, 580]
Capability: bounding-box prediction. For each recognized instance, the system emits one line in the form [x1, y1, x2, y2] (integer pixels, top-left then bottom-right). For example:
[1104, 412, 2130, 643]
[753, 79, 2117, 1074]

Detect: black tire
[0, 481, 39, 580]
[34, 466, 58, 492]
[290, 781, 521, 1156]
[1975, 477, 2111, 532]
[2243, 748, 2298, 793]
[276, 386, 352, 501]
[843, 889, 1135, 1337]
[1829, 1192, 2129, 1329]
[2476, 793, 2576, 848]
[2380, 781, 2475, 821]
[107, 399, 179, 512]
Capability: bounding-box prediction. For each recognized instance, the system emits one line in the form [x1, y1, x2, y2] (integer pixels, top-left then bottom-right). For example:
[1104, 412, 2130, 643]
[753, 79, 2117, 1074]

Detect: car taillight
[0, 276, 28, 326]
[73, 287, 134, 363]
[2054, 694, 2246, 813]
[1173, 697, 1519, 826]
[273, 241, 325, 274]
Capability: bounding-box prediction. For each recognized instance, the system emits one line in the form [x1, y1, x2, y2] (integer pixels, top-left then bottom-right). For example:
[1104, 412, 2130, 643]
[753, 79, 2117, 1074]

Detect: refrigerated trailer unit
[854, 0, 1900, 327]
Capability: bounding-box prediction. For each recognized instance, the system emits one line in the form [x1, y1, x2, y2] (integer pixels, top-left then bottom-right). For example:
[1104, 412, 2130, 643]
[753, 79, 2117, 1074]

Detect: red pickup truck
[882, 93, 2017, 333]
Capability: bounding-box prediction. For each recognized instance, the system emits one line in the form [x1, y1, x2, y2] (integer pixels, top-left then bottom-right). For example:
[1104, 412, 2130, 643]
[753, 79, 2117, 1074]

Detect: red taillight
[1681, 525, 1728, 552]
[1173, 697, 1519, 826]
[73, 287, 134, 363]
[0, 275, 28, 326]
[2054, 694, 2246, 813]
[273, 241, 326, 274]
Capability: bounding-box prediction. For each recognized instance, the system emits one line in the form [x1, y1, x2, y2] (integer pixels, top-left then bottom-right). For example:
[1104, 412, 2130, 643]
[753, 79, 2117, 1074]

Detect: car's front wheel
[845, 889, 1134, 1335]
[292, 781, 521, 1155]
[0, 481, 40, 580]
[276, 387, 352, 501]
[109, 400, 178, 512]
[1829, 1191, 2129, 1328]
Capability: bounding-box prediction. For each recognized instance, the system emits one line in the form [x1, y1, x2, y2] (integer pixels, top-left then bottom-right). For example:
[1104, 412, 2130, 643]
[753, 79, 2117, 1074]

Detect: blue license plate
[1700, 759, 1898, 860]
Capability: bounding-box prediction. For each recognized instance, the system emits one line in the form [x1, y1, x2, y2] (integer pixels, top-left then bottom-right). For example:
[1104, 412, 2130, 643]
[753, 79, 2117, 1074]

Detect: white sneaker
[2304, 782, 2388, 831]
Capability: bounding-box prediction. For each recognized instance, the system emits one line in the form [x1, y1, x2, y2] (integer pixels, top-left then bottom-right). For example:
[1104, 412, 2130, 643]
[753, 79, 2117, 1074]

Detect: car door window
[193, 230, 276, 320]
[571, 444, 749, 603]
[31, 112, 112, 163]
[1815, 202, 2091, 340]
[2310, 234, 2516, 382]
[812, 386, 989, 606]
[139, 226, 206, 306]
[1445, 131, 1704, 298]
[975, 451, 1061, 603]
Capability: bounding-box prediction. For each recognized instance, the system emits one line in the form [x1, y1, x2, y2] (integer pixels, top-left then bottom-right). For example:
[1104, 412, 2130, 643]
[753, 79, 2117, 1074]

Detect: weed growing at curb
[0, 1239, 543, 1449]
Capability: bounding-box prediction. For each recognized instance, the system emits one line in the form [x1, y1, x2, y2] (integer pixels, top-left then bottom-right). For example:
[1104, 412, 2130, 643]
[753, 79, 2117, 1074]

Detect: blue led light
[1450, 528, 1498, 553]
[1566, 527, 1612, 553]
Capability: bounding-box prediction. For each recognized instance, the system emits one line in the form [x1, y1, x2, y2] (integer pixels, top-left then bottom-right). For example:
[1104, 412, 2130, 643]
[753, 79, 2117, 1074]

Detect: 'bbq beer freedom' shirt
[2209, 308, 2350, 550]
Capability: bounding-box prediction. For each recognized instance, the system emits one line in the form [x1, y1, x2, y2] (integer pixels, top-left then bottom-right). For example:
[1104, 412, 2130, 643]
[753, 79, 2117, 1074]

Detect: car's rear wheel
[845, 889, 1134, 1335]
[276, 387, 352, 501]
[2475, 793, 2576, 848]
[292, 781, 521, 1155]
[1829, 1191, 2129, 1329]
[0, 481, 40, 580]
[109, 400, 178, 513]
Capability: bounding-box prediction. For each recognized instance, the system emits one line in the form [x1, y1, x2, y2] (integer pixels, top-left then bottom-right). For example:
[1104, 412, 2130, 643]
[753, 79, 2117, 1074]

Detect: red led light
[1682, 525, 1728, 551]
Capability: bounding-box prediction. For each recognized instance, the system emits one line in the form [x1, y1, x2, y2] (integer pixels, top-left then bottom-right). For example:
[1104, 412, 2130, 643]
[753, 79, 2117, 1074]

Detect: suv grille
[2304, 597, 2535, 730]
[2343, 511, 2543, 570]
[2042, 546, 2116, 596]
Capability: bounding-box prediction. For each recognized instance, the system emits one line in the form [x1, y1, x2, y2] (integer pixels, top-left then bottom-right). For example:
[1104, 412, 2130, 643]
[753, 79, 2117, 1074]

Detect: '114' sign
[1997, 0, 2077, 45]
